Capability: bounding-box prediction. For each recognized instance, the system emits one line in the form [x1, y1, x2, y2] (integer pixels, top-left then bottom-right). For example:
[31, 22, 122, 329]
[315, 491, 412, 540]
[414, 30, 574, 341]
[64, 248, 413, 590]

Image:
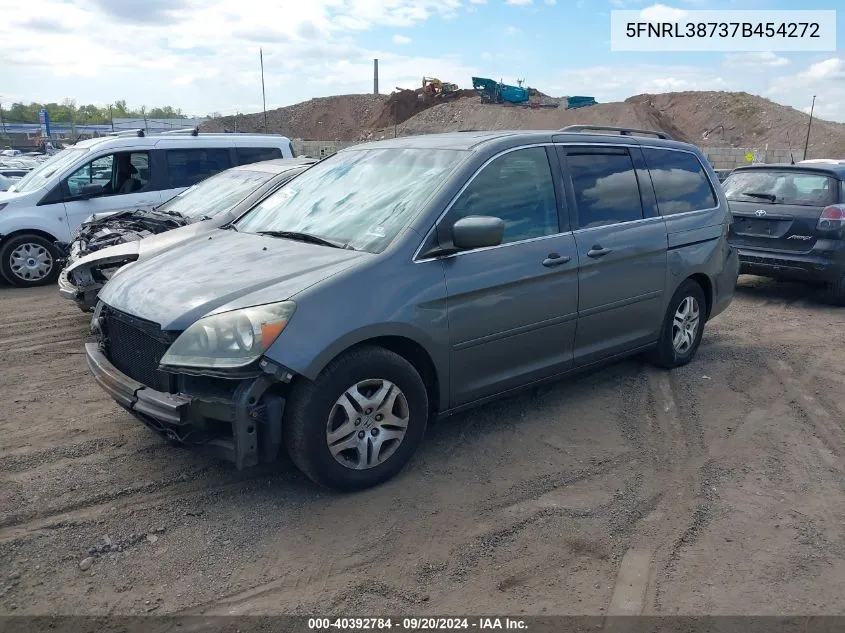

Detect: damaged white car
[58, 157, 316, 312]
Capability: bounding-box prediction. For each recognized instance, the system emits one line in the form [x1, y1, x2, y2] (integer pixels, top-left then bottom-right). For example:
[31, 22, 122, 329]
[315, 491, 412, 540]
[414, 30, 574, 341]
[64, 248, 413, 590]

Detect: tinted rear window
[166, 148, 232, 188]
[567, 151, 644, 229]
[236, 147, 283, 165]
[724, 170, 838, 207]
[642, 148, 717, 215]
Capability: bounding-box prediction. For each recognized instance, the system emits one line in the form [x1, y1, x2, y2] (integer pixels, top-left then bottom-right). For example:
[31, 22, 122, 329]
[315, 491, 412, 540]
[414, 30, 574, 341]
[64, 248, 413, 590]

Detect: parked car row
[57, 125, 740, 492]
[0, 130, 295, 287]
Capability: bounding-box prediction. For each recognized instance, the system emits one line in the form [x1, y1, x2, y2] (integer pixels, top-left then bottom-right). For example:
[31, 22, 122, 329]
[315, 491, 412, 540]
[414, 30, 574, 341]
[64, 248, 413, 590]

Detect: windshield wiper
[740, 192, 777, 202]
[255, 230, 355, 250]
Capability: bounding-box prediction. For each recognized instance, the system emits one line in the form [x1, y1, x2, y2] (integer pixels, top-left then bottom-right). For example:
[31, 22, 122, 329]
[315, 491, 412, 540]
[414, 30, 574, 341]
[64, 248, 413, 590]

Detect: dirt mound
[627, 91, 845, 156]
[199, 94, 389, 141]
[374, 91, 845, 157]
[369, 88, 477, 131]
[201, 90, 845, 157]
[374, 99, 692, 143]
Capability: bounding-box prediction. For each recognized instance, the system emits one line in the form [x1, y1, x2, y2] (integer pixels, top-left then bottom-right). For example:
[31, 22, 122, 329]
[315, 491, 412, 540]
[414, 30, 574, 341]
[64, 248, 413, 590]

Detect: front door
[438, 146, 580, 406]
[62, 151, 162, 237]
[557, 146, 668, 366]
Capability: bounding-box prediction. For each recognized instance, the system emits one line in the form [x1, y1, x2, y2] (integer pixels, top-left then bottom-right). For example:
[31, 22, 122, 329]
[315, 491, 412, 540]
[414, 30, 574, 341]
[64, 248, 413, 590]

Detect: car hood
[98, 229, 368, 330]
[135, 220, 217, 258]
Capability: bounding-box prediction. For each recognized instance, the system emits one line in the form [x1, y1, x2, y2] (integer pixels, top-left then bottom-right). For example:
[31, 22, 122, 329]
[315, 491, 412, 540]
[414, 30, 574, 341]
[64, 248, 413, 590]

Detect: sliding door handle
[587, 245, 612, 258]
[542, 253, 571, 267]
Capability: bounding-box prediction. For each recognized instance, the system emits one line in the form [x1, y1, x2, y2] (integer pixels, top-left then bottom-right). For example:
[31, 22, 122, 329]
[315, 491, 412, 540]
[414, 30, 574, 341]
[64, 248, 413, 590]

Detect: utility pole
[108, 104, 114, 131]
[803, 95, 816, 161]
[0, 100, 6, 136]
[141, 106, 148, 134]
[260, 48, 268, 133]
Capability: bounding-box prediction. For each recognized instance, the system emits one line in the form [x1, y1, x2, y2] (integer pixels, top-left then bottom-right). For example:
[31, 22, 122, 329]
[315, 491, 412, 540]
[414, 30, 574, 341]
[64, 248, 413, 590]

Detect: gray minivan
[85, 126, 739, 491]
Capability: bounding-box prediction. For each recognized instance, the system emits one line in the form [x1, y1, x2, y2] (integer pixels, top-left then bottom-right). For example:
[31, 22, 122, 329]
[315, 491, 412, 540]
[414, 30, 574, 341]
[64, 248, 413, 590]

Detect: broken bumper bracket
[84, 343, 284, 469]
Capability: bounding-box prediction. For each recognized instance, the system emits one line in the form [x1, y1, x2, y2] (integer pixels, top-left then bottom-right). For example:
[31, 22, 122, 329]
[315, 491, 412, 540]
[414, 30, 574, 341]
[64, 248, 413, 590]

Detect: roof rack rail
[557, 125, 672, 140]
[159, 126, 199, 136]
[107, 128, 145, 137]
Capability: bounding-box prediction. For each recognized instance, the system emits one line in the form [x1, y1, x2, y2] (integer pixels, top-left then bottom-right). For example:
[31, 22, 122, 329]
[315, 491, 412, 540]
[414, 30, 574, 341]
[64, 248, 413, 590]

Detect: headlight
[160, 301, 296, 370]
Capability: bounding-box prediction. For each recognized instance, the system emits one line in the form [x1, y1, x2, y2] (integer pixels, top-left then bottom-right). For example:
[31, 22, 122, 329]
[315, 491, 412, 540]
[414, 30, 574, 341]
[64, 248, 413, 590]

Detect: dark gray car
[85, 127, 739, 491]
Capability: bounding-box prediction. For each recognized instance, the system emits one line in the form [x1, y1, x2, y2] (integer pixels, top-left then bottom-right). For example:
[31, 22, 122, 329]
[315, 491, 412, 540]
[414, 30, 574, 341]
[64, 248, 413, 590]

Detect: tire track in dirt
[0, 465, 290, 544]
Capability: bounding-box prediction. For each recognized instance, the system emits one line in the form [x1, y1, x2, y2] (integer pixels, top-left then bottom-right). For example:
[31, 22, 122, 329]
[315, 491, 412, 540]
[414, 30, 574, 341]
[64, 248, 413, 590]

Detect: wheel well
[344, 336, 440, 416]
[0, 229, 60, 247]
[688, 273, 713, 319]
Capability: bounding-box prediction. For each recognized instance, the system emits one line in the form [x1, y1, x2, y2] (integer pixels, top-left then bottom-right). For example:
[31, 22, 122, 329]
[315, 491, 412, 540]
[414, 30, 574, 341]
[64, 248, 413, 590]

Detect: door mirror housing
[452, 215, 505, 250]
[79, 183, 103, 199]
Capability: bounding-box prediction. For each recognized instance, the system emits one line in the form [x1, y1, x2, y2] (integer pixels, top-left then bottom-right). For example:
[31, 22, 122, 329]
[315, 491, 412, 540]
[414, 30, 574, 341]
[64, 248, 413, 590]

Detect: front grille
[101, 305, 178, 392]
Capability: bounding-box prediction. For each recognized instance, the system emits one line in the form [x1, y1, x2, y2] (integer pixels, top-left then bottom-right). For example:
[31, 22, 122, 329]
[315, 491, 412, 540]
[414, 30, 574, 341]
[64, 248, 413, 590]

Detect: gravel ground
[1, 277, 844, 616]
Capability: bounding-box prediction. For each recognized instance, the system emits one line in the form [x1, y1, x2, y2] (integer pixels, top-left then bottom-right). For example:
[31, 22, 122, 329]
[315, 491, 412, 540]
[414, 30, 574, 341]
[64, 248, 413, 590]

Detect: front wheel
[646, 279, 707, 369]
[283, 346, 429, 492]
[0, 234, 61, 287]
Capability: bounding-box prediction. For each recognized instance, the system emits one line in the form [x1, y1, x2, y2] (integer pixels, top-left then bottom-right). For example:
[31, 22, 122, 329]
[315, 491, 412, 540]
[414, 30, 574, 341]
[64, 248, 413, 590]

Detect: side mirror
[452, 215, 505, 250]
[79, 183, 102, 199]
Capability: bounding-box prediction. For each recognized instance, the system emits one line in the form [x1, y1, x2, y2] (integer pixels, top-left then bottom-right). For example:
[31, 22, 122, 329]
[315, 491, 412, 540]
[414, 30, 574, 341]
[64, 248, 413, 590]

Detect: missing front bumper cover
[85, 343, 284, 469]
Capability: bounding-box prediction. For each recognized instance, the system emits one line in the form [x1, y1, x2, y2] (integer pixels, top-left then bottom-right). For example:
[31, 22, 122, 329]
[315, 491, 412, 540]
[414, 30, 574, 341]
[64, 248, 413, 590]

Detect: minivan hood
[98, 229, 367, 329]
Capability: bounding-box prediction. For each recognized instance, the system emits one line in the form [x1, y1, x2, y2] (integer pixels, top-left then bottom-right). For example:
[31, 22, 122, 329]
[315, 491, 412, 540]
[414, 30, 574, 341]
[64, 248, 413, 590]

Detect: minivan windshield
[157, 166, 275, 220]
[234, 148, 467, 253]
[10, 148, 88, 194]
[723, 170, 838, 207]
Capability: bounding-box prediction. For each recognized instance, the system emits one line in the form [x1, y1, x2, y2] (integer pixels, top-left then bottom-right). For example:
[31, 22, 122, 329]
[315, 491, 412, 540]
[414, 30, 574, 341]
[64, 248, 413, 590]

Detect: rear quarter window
[641, 148, 717, 215]
[166, 148, 232, 188]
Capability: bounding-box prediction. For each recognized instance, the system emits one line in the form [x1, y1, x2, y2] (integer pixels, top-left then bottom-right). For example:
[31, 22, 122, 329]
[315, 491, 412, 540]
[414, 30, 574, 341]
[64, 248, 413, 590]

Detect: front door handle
[587, 245, 613, 258]
[542, 252, 571, 267]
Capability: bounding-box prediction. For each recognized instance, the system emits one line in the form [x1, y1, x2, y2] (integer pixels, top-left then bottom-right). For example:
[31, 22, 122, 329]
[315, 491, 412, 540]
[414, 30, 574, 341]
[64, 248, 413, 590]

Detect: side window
[448, 147, 559, 245]
[64, 151, 151, 198]
[66, 154, 113, 197]
[236, 147, 283, 165]
[566, 150, 644, 229]
[166, 148, 232, 188]
[641, 148, 717, 215]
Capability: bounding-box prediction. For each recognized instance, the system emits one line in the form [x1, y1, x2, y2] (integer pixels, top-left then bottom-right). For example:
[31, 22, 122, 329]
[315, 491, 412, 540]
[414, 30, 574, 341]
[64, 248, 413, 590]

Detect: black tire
[823, 276, 845, 306]
[0, 234, 61, 288]
[283, 346, 429, 492]
[646, 279, 707, 369]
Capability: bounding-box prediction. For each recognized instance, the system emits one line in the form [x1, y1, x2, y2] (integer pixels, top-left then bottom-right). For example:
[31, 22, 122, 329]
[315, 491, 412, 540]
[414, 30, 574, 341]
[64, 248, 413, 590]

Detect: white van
[0, 130, 294, 287]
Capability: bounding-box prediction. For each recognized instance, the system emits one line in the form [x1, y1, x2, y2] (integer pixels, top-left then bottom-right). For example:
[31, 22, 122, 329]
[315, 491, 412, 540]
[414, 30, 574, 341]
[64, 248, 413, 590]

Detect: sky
[1, 0, 844, 122]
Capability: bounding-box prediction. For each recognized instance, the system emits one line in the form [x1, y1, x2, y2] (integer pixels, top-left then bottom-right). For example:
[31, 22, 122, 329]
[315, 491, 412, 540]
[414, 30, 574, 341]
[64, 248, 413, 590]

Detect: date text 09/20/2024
[308, 617, 528, 630]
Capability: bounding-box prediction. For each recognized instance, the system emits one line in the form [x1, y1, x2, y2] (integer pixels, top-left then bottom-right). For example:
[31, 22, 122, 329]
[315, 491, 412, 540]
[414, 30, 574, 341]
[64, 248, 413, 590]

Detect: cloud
[640, 4, 688, 22]
[723, 52, 789, 69]
[0, 0, 470, 114]
[505, 0, 532, 5]
[545, 0, 557, 4]
[504, 25, 522, 35]
[89, 0, 190, 24]
[803, 57, 845, 80]
[468, 0, 486, 3]
[19, 17, 72, 32]
[392, 34, 412, 44]
[767, 57, 845, 121]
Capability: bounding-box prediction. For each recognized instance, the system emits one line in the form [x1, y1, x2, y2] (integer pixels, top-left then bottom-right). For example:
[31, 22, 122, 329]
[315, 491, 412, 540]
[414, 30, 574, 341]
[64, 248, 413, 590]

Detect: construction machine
[421, 77, 459, 98]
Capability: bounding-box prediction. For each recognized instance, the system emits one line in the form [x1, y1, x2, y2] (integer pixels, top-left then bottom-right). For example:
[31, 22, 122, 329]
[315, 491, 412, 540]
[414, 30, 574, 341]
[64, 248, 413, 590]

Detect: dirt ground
[1, 277, 844, 617]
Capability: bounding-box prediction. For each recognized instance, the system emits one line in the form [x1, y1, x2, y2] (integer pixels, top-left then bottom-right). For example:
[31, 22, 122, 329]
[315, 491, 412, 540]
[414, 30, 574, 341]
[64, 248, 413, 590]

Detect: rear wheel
[0, 234, 61, 287]
[823, 276, 845, 306]
[647, 279, 707, 369]
[283, 346, 429, 492]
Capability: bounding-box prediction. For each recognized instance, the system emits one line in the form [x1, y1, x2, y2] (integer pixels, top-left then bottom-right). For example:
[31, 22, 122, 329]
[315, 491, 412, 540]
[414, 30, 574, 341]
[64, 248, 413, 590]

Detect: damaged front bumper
[84, 343, 286, 469]
[58, 266, 102, 312]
